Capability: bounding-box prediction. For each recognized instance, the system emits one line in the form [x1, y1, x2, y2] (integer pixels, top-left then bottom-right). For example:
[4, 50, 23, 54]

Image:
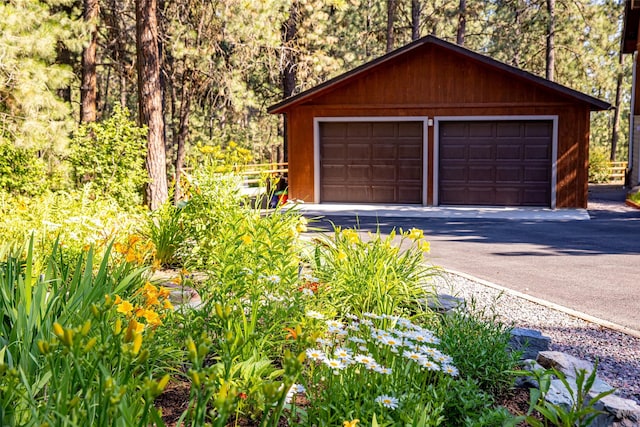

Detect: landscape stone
[162, 282, 203, 310]
[527, 351, 639, 427]
[425, 293, 464, 314]
[509, 327, 551, 360]
[515, 359, 543, 389]
[537, 351, 595, 378]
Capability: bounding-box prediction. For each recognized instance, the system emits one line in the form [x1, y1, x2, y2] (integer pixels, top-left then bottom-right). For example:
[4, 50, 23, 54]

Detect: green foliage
[144, 201, 185, 268]
[0, 143, 47, 196]
[0, 238, 164, 425]
[510, 362, 615, 427]
[589, 146, 612, 183]
[312, 225, 437, 317]
[0, 189, 143, 266]
[435, 302, 521, 396]
[68, 106, 148, 207]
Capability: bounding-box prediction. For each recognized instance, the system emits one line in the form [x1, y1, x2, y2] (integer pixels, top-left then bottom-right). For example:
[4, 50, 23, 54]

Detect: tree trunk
[281, 1, 299, 162]
[545, 0, 555, 81]
[136, 0, 168, 210]
[411, 0, 420, 41]
[386, 0, 397, 52]
[456, 0, 466, 46]
[611, 52, 624, 161]
[80, 0, 99, 123]
[174, 73, 191, 202]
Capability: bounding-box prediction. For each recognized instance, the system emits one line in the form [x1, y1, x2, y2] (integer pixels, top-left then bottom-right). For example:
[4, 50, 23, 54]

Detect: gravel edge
[433, 271, 640, 404]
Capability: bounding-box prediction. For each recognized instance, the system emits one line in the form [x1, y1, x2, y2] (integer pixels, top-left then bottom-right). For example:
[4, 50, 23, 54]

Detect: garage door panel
[469, 166, 494, 182]
[347, 165, 371, 180]
[323, 144, 346, 160]
[496, 167, 521, 182]
[469, 145, 493, 159]
[320, 121, 423, 204]
[468, 123, 494, 137]
[371, 165, 396, 180]
[398, 186, 422, 203]
[398, 144, 422, 159]
[371, 186, 396, 202]
[441, 145, 466, 160]
[372, 144, 396, 159]
[496, 145, 521, 160]
[372, 123, 396, 137]
[399, 165, 422, 181]
[467, 187, 495, 204]
[524, 167, 551, 182]
[398, 122, 423, 137]
[321, 165, 346, 181]
[496, 122, 521, 137]
[524, 145, 551, 160]
[323, 123, 348, 137]
[440, 166, 467, 181]
[525, 122, 553, 137]
[347, 144, 370, 159]
[523, 189, 549, 205]
[346, 123, 370, 137]
[495, 188, 520, 205]
[439, 120, 551, 207]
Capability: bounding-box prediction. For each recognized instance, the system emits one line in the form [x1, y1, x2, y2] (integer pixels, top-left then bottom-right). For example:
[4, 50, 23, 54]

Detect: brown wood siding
[307, 44, 568, 108]
[282, 42, 592, 208]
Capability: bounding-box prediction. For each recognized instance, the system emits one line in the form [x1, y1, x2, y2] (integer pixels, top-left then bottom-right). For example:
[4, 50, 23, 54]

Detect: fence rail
[235, 163, 288, 186]
[608, 161, 627, 183]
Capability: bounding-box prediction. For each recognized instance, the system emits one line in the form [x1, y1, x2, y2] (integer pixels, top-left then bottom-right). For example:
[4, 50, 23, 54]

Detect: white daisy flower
[306, 310, 324, 319]
[355, 354, 376, 365]
[334, 347, 353, 360]
[326, 319, 344, 329]
[375, 365, 393, 375]
[348, 336, 366, 344]
[316, 338, 332, 346]
[443, 364, 459, 377]
[306, 348, 325, 361]
[420, 359, 441, 371]
[375, 395, 399, 409]
[403, 350, 425, 363]
[382, 335, 403, 348]
[323, 358, 346, 371]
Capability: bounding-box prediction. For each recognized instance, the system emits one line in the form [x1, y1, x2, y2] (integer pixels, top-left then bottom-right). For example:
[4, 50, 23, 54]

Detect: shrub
[0, 142, 47, 196]
[588, 146, 611, 183]
[435, 302, 521, 396]
[312, 225, 438, 317]
[68, 106, 148, 207]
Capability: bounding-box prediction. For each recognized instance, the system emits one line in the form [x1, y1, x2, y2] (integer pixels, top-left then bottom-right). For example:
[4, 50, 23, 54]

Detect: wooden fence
[234, 163, 288, 186]
[607, 161, 627, 184]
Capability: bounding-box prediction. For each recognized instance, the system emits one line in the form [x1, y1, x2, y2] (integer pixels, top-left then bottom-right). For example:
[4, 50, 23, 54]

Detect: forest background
[0, 0, 629, 209]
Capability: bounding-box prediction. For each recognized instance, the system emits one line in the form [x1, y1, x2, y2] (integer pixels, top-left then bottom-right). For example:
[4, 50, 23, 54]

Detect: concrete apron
[292, 202, 590, 221]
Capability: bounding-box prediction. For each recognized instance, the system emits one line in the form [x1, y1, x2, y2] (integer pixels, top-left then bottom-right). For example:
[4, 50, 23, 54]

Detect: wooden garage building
[268, 36, 610, 208]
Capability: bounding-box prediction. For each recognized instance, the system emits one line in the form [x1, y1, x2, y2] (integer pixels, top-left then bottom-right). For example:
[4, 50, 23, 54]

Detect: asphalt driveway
[309, 186, 640, 332]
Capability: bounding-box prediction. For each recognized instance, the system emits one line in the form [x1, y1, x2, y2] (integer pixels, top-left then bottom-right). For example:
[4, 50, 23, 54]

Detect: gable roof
[268, 35, 610, 114]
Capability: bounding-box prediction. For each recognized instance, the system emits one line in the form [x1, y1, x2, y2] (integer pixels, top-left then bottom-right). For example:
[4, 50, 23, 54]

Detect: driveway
[307, 186, 640, 332]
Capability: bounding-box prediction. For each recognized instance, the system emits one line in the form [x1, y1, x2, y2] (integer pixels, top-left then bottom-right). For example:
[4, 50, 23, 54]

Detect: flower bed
[0, 178, 546, 426]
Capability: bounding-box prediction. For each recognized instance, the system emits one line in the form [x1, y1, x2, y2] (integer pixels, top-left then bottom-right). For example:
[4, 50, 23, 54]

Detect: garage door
[439, 120, 552, 206]
[320, 121, 423, 203]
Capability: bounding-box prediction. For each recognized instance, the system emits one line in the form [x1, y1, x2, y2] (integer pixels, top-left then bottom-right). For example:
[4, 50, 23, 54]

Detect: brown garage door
[439, 120, 552, 206]
[320, 121, 423, 203]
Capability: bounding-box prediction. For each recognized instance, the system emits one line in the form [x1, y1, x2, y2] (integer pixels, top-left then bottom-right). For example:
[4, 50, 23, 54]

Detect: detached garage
[268, 35, 609, 208]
